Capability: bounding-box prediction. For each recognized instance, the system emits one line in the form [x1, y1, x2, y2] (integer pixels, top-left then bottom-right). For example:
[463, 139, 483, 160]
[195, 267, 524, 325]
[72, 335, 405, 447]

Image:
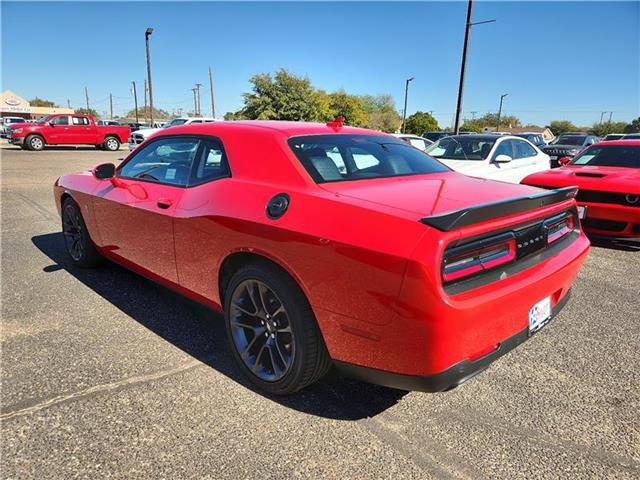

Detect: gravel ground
[1, 143, 639, 479]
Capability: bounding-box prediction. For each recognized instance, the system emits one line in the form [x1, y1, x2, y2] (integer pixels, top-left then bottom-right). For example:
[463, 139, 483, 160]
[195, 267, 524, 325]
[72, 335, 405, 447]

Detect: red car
[53, 120, 590, 394]
[8, 114, 130, 151]
[522, 141, 640, 238]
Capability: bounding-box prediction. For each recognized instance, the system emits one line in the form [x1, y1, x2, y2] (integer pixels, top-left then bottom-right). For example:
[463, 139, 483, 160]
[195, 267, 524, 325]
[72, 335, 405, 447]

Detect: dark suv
[542, 133, 599, 167]
[513, 133, 546, 148]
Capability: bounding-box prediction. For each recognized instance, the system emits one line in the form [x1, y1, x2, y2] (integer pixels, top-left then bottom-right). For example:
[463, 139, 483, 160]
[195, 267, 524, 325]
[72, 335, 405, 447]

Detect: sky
[2, 1, 639, 128]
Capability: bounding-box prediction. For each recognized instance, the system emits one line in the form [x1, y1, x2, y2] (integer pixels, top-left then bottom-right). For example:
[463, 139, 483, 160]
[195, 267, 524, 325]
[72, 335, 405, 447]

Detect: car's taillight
[544, 213, 574, 245]
[442, 232, 516, 283]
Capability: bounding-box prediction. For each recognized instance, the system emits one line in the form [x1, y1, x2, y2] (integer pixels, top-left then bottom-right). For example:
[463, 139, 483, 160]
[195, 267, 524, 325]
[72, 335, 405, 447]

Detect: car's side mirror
[93, 163, 115, 180]
[559, 156, 571, 166]
[47, 122, 54, 127]
[495, 154, 512, 163]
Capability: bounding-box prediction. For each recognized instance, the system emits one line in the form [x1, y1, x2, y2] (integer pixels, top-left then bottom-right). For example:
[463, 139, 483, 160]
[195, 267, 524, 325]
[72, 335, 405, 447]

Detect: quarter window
[190, 138, 231, 184]
[119, 137, 200, 187]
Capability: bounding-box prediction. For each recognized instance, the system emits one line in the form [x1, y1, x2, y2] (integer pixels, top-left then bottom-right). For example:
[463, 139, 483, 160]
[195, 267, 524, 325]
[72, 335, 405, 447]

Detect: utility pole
[67, 99, 71, 109]
[401, 77, 415, 133]
[453, 0, 496, 134]
[145, 27, 154, 125]
[192, 88, 198, 116]
[109, 93, 113, 120]
[209, 66, 216, 118]
[496, 93, 508, 131]
[470, 111, 477, 119]
[608, 111, 613, 123]
[599, 111, 606, 124]
[195, 83, 203, 116]
[132, 81, 139, 123]
[85, 87, 90, 111]
[144, 79, 148, 123]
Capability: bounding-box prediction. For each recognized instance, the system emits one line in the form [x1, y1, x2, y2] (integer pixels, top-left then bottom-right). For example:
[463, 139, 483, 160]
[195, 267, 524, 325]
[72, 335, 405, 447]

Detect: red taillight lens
[545, 213, 574, 244]
[442, 233, 516, 283]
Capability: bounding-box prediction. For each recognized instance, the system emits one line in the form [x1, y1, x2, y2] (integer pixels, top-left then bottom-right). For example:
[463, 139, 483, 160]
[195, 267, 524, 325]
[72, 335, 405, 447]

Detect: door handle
[157, 198, 173, 209]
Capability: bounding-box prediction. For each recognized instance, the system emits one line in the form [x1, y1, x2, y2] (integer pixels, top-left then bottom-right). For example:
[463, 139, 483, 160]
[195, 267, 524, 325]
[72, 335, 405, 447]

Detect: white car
[425, 134, 550, 183]
[128, 117, 217, 150]
[1, 116, 28, 137]
[391, 133, 433, 151]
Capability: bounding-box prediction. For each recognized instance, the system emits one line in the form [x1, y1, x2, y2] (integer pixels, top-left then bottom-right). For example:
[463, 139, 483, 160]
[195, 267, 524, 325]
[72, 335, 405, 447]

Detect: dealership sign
[1, 92, 32, 113]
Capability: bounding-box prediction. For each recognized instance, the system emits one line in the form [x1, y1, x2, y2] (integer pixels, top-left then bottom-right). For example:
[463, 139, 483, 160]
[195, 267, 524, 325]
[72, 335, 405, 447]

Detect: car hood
[523, 166, 640, 193]
[434, 158, 491, 175]
[543, 144, 582, 151]
[134, 127, 163, 138]
[319, 171, 542, 219]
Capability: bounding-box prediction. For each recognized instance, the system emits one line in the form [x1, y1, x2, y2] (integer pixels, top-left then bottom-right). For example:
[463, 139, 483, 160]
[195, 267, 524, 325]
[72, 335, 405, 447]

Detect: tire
[103, 136, 120, 151]
[224, 262, 331, 395]
[25, 134, 45, 151]
[61, 198, 102, 268]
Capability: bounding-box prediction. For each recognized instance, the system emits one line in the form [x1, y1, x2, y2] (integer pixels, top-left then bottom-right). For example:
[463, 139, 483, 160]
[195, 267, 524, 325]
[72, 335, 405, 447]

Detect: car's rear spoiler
[420, 186, 578, 231]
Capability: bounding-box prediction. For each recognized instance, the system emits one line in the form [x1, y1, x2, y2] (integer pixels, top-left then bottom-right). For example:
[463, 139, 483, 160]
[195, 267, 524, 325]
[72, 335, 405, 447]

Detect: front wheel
[61, 199, 102, 268]
[224, 262, 331, 395]
[25, 135, 45, 151]
[103, 136, 120, 151]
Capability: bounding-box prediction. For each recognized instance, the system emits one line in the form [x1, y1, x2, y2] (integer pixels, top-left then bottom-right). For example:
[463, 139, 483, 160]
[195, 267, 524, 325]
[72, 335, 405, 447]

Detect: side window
[119, 137, 199, 187]
[51, 116, 69, 126]
[190, 138, 230, 185]
[409, 138, 427, 151]
[493, 140, 513, 159]
[72, 116, 89, 125]
[190, 120, 203, 124]
[513, 139, 537, 159]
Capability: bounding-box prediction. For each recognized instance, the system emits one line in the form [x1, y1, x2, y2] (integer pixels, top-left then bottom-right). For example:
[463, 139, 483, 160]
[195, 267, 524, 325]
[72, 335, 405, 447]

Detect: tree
[237, 69, 322, 121]
[124, 106, 170, 120]
[460, 112, 522, 133]
[327, 90, 368, 127]
[74, 107, 99, 118]
[590, 121, 629, 137]
[359, 94, 402, 132]
[624, 117, 640, 133]
[29, 97, 57, 108]
[547, 120, 578, 136]
[403, 111, 439, 135]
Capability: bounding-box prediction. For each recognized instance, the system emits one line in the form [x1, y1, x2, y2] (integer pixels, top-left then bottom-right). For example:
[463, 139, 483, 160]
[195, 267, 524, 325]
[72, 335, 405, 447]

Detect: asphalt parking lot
[1, 143, 639, 479]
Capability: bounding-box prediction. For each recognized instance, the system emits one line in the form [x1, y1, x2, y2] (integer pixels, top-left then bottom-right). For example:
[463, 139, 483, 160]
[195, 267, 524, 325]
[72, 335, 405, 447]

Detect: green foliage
[124, 106, 170, 119]
[624, 117, 640, 133]
[460, 121, 483, 133]
[403, 111, 439, 135]
[29, 97, 57, 108]
[460, 113, 522, 133]
[590, 121, 629, 137]
[227, 69, 402, 132]
[547, 120, 578, 136]
[74, 107, 99, 118]
[237, 69, 321, 121]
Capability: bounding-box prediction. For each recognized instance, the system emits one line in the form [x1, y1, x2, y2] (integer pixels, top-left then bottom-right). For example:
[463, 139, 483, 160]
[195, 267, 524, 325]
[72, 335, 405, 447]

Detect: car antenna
[326, 115, 344, 130]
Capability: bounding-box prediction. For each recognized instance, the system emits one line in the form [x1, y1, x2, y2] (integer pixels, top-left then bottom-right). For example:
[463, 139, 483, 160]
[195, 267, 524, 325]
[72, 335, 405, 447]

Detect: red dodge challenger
[54, 120, 590, 394]
[522, 140, 640, 238]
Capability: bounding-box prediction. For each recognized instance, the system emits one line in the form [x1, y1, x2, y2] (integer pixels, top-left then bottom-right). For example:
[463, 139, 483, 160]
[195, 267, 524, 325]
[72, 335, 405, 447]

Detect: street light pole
[401, 76, 415, 133]
[192, 88, 198, 115]
[145, 27, 154, 126]
[496, 93, 508, 130]
[209, 66, 216, 118]
[453, 0, 495, 134]
[195, 83, 203, 116]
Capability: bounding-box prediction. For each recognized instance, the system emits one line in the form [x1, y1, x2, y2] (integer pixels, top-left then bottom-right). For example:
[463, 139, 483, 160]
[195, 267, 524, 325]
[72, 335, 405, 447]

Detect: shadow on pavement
[587, 235, 640, 252]
[32, 232, 407, 420]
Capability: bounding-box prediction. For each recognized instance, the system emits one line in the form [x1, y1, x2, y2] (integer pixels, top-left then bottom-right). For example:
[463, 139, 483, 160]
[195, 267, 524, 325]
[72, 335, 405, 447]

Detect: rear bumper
[580, 202, 640, 238]
[336, 291, 572, 392]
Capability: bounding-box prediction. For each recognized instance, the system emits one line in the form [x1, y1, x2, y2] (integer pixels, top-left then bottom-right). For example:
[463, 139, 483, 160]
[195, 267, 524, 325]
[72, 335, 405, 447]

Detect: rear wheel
[224, 262, 331, 395]
[61, 198, 102, 268]
[25, 134, 44, 151]
[103, 136, 120, 151]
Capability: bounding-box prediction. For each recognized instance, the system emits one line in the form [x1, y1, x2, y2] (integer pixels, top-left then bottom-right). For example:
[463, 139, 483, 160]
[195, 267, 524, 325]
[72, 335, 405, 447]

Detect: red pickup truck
[7, 114, 130, 151]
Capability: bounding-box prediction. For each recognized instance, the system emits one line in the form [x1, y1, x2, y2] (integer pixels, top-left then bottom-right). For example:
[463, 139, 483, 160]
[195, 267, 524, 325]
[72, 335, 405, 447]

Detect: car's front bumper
[7, 135, 24, 145]
[336, 291, 572, 392]
[580, 202, 640, 237]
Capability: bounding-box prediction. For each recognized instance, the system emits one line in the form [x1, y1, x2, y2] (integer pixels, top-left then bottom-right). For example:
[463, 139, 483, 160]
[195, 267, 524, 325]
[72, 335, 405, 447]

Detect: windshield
[425, 137, 496, 160]
[552, 135, 586, 146]
[571, 145, 640, 168]
[163, 119, 188, 128]
[35, 115, 52, 124]
[288, 134, 449, 183]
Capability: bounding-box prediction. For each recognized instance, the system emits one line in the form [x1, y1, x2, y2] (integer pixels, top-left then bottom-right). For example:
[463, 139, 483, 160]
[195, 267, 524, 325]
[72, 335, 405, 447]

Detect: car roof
[155, 120, 386, 138]
[595, 140, 640, 146]
[441, 134, 507, 141]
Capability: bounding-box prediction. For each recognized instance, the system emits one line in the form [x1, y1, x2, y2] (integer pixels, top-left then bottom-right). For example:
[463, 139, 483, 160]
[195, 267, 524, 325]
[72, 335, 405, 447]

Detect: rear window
[288, 134, 448, 183]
